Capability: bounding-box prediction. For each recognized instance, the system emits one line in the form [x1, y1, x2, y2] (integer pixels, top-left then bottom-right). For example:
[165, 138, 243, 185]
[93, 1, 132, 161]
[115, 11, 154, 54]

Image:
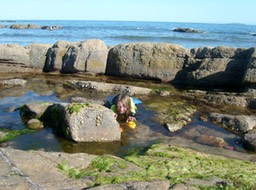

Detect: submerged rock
[26, 118, 44, 129]
[195, 134, 232, 149]
[0, 79, 27, 88]
[209, 113, 256, 133]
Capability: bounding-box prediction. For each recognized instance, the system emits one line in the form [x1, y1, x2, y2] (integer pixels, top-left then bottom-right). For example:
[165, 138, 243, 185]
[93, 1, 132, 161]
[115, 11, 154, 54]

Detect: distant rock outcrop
[173, 27, 201, 33]
[9, 23, 61, 30]
[10, 24, 41, 29]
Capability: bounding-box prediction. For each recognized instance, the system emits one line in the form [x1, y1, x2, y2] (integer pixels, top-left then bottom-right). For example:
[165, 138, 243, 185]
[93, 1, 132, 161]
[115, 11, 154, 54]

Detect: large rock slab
[65, 80, 153, 95]
[106, 42, 189, 81]
[174, 46, 249, 86]
[0, 148, 95, 189]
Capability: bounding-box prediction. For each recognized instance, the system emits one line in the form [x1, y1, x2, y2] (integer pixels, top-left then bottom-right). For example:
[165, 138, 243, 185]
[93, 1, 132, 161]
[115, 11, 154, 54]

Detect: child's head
[112, 94, 131, 115]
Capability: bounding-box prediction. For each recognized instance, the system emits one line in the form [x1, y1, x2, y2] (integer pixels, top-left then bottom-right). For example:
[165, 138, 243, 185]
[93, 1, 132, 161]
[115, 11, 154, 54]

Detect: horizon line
[0, 19, 255, 26]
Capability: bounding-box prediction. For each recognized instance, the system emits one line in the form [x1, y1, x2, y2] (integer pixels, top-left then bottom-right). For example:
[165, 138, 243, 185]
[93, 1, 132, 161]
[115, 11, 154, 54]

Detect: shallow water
[0, 73, 255, 160]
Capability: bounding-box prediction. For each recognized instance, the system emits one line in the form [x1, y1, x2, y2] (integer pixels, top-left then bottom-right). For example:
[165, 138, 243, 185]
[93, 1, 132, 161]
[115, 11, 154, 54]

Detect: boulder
[19, 102, 121, 142]
[51, 103, 121, 142]
[26, 118, 44, 129]
[204, 94, 248, 108]
[29, 43, 51, 69]
[19, 102, 54, 122]
[44, 41, 72, 72]
[0, 44, 30, 65]
[106, 42, 189, 81]
[209, 113, 256, 133]
[62, 39, 108, 74]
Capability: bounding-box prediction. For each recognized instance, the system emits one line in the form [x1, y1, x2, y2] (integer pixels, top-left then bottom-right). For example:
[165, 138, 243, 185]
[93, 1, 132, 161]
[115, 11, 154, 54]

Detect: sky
[0, 0, 255, 25]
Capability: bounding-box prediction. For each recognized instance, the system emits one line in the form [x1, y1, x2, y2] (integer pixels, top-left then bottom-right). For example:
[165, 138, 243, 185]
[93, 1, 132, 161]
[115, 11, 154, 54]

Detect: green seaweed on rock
[67, 102, 92, 114]
[56, 143, 256, 189]
[0, 128, 35, 143]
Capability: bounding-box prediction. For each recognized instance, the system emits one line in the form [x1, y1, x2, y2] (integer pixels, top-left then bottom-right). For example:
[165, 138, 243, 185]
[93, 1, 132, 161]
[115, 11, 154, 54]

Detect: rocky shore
[1, 40, 256, 189]
[1, 39, 256, 86]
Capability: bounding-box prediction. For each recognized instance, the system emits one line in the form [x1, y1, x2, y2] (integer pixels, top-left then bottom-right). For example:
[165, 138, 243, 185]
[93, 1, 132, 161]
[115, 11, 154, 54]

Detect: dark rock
[244, 133, 256, 151]
[173, 27, 201, 33]
[44, 41, 71, 72]
[41, 25, 61, 30]
[208, 113, 256, 133]
[10, 24, 41, 29]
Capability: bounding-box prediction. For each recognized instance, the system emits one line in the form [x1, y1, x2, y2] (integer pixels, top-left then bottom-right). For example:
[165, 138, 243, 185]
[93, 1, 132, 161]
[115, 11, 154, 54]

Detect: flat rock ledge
[0, 148, 96, 190]
[65, 80, 153, 95]
[0, 148, 173, 190]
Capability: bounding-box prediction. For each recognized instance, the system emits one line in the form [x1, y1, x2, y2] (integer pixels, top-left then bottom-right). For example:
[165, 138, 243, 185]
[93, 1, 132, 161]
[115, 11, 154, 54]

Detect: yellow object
[127, 121, 136, 129]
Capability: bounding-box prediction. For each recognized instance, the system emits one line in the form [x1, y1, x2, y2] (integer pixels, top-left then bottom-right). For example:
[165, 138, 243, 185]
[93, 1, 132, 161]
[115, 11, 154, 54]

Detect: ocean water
[0, 20, 256, 49]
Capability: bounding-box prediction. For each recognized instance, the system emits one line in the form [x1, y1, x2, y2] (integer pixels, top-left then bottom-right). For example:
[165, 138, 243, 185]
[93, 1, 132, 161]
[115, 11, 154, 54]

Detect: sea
[0, 20, 256, 49]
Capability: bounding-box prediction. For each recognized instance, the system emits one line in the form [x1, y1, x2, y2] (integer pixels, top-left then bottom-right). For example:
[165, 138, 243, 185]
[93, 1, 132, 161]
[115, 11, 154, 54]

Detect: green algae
[57, 143, 256, 189]
[143, 95, 196, 126]
[0, 128, 35, 143]
[67, 102, 92, 114]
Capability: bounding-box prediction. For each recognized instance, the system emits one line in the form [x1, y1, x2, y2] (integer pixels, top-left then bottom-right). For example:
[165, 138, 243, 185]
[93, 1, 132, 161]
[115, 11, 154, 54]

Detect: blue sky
[0, 0, 255, 25]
